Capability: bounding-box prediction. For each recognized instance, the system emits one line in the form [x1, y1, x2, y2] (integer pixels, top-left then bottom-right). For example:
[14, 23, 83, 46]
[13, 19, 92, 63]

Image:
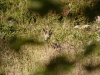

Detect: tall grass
[0, 0, 100, 75]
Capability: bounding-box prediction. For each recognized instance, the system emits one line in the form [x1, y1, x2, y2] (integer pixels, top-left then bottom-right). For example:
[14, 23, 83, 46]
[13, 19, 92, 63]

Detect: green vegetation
[0, 0, 100, 75]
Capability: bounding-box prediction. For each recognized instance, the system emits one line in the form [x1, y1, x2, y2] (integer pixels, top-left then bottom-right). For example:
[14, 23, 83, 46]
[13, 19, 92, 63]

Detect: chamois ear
[43, 28, 47, 33]
[43, 28, 45, 32]
[49, 28, 53, 34]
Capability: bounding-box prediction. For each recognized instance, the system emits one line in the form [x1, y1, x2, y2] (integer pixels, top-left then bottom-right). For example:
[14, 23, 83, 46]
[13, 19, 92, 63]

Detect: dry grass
[0, 0, 100, 75]
[0, 22, 99, 75]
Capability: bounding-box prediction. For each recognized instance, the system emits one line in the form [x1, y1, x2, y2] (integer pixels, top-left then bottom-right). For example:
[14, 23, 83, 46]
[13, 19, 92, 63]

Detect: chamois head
[43, 27, 53, 41]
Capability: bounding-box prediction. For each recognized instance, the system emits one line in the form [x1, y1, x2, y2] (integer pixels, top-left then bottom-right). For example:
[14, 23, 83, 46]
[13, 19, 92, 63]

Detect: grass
[0, 0, 100, 75]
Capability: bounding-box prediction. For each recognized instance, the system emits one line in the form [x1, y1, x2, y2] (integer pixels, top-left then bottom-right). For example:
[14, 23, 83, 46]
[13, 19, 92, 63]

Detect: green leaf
[84, 64, 100, 72]
[84, 41, 97, 56]
[34, 71, 45, 75]
[28, 0, 62, 16]
[9, 35, 44, 51]
[45, 56, 75, 75]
